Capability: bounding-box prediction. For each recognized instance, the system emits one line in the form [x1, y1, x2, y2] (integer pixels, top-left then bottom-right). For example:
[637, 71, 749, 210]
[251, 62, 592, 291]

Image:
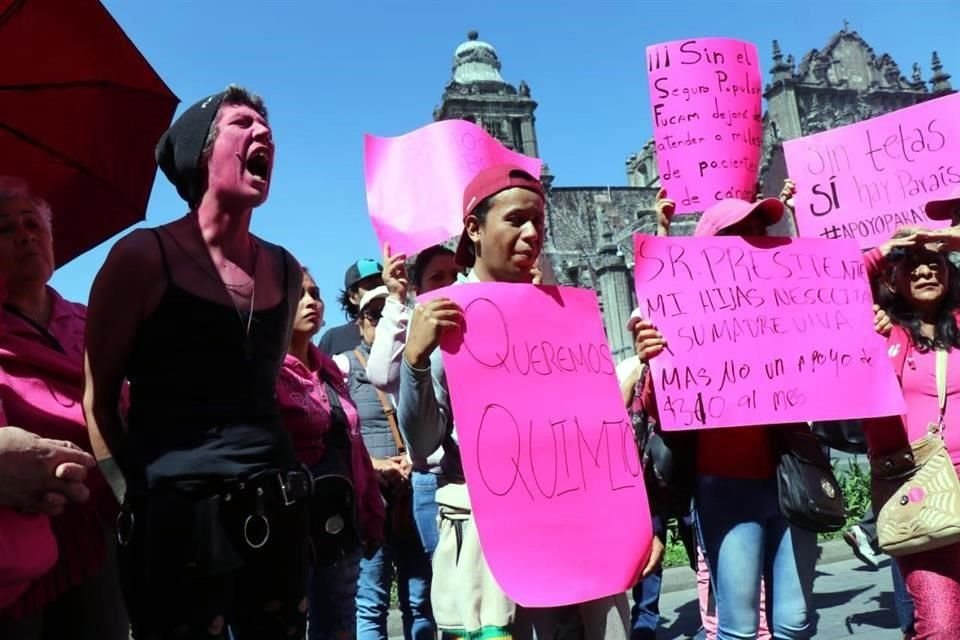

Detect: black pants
[119, 488, 309, 640]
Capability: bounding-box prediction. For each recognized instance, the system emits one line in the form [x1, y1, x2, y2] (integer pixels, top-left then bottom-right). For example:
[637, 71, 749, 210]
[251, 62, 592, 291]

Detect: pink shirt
[900, 347, 960, 465]
[277, 345, 385, 542]
[0, 288, 114, 616]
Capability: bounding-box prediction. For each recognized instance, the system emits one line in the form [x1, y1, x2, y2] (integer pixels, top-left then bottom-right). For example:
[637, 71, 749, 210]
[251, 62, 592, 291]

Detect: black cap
[344, 258, 382, 290]
[155, 91, 226, 206]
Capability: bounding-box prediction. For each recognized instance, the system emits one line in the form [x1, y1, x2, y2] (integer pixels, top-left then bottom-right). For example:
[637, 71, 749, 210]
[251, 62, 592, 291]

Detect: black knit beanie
[155, 90, 227, 206]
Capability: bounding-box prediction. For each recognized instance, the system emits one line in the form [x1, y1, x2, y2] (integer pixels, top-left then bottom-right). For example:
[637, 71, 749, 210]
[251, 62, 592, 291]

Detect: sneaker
[843, 525, 882, 568]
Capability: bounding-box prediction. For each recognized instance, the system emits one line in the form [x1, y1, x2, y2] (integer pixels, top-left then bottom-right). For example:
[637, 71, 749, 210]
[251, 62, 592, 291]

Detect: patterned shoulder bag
[873, 349, 960, 556]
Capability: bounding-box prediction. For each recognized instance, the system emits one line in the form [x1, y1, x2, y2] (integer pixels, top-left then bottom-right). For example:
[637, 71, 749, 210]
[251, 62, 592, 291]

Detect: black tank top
[125, 230, 297, 489]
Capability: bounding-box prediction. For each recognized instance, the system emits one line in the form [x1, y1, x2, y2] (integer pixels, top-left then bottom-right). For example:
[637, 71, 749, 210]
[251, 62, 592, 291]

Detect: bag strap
[352, 348, 406, 454]
[936, 349, 948, 435]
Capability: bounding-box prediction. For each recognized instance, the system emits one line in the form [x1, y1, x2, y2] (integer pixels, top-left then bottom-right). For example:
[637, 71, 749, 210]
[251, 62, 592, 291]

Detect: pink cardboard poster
[363, 120, 542, 256]
[784, 92, 960, 249]
[420, 283, 653, 607]
[633, 234, 906, 430]
[646, 38, 763, 213]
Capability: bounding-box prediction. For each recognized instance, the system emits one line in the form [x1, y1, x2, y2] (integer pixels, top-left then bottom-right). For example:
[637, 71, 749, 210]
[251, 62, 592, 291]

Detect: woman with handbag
[279, 269, 385, 639]
[332, 285, 435, 640]
[863, 230, 960, 639]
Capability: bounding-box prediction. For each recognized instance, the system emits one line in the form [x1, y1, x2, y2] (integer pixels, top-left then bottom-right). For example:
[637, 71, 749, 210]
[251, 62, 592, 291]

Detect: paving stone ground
[387, 542, 904, 639]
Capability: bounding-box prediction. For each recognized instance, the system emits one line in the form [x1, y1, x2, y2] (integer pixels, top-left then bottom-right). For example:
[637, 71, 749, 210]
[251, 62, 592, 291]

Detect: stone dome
[451, 30, 505, 84]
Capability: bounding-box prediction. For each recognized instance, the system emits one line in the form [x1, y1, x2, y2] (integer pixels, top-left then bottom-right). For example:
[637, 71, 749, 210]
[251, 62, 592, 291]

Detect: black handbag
[307, 381, 362, 566]
[633, 370, 698, 518]
[811, 420, 868, 454]
[775, 426, 847, 533]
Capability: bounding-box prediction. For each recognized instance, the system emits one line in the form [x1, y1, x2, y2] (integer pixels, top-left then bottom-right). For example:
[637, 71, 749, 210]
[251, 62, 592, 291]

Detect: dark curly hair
[412, 245, 456, 291]
[879, 242, 960, 352]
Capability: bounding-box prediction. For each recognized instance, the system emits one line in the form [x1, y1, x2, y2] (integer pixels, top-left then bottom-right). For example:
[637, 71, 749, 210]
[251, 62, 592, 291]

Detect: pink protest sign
[363, 120, 542, 256]
[784, 92, 960, 248]
[420, 283, 652, 607]
[633, 234, 906, 430]
[646, 38, 763, 213]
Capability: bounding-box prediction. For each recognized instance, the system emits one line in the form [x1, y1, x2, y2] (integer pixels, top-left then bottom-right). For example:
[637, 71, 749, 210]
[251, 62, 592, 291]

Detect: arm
[366, 297, 410, 393]
[397, 353, 451, 461]
[397, 298, 461, 459]
[83, 230, 161, 497]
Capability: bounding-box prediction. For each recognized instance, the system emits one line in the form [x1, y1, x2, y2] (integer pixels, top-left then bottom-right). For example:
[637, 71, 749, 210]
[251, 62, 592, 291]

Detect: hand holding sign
[784, 93, 960, 247]
[420, 283, 653, 607]
[633, 234, 906, 430]
[646, 38, 763, 213]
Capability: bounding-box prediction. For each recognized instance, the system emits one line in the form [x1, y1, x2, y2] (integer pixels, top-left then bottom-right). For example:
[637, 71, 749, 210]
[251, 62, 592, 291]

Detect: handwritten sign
[785, 93, 960, 248]
[646, 38, 763, 213]
[633, 234, 906, 430]
[420, 283, 652, 607]
[363, 120, 542, 256]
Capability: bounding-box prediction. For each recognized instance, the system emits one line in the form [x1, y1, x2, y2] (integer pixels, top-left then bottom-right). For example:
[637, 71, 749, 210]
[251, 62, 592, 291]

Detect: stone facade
[432, 27, 953, 362]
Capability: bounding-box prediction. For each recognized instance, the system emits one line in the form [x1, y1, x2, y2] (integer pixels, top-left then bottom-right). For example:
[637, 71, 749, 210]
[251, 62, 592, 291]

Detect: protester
[0, 177, 127, 638]
[399, 163, 637, 639]
[863, 229, 960, 639]
[318, 259, 383, 355]
[330, 285, 434, 640]
[278, 269, 385, 640]
[84, 85, 310, 639]
[637, 196, 817, 640]
[366, 243, 462, 555]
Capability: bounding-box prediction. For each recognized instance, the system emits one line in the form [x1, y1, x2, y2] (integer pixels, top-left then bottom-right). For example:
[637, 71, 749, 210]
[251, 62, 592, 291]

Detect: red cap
[455, 164, 544, 267]
[925, 186, 960, 221]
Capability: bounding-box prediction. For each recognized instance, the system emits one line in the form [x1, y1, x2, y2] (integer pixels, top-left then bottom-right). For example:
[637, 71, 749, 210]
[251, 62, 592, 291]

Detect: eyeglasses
[362, 310, 382, 324]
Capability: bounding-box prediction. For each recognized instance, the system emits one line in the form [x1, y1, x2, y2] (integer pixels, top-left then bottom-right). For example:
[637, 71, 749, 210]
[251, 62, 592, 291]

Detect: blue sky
[52, 0, 959, 339]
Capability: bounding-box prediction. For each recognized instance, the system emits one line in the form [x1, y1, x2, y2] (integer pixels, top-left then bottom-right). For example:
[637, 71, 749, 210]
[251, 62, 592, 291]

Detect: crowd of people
[1, 82, 960, 640]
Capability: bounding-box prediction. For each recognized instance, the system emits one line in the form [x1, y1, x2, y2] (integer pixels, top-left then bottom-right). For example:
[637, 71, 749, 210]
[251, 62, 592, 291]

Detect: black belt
[221, 468, 312, 508]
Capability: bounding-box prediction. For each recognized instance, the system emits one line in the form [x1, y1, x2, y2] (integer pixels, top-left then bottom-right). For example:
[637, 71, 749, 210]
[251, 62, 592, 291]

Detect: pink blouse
[900, 347, 960, 465]
[277, 345, 385, 541]
[0, 288, 116, 617]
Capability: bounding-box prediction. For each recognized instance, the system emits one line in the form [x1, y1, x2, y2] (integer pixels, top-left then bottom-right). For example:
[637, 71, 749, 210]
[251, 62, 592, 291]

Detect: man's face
[467, 187, 545, 283]
[206, 103, 274, 207]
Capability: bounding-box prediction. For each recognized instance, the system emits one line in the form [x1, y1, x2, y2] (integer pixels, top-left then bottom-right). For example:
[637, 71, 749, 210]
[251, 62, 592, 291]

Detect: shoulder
[101, 228, 164, 275]
[46, 287, 86, 322]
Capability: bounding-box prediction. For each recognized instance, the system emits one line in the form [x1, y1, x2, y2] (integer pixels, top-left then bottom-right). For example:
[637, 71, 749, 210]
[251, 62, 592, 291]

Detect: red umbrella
[0, 0, 179, 266]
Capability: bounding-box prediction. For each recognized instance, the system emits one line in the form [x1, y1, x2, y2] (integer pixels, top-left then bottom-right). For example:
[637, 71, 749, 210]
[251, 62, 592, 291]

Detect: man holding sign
[398, 165, 638, 639]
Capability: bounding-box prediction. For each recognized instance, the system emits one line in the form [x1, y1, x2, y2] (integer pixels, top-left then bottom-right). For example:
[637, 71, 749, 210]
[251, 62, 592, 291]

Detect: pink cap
[694, 198, 784, 237]
[925, 186, 960, 222]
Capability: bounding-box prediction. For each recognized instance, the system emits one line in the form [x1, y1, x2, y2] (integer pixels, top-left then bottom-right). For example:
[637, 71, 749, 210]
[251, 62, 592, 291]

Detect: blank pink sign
[646, 38, 763, 213]
[633, 234, 906, 430]
[784, 92, 960, 249]
[420, 283, 653, 607]
[363, 120, 542, 256]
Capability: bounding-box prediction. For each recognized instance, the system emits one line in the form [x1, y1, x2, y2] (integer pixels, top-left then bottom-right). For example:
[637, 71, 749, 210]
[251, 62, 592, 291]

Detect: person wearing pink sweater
[0, 177, 126, 637]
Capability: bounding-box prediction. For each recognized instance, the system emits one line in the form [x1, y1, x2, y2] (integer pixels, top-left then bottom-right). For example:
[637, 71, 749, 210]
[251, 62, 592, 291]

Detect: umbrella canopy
[0, 0, 179, 266]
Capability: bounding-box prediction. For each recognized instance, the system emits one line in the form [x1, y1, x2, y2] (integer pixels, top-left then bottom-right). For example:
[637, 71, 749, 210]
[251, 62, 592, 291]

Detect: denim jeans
[356, 531, 434, 640]
[308, 549, 361, 640]
[630, 516, 665, 640]
[411, 470, 440, 557]
[695, 476, 816, 640]
[890, 559, 916, 635]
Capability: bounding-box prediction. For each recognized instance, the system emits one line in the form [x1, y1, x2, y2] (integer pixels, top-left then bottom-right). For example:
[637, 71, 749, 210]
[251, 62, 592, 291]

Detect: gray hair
[0, 176, 53, 229]
[199, 84, 269, 165]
